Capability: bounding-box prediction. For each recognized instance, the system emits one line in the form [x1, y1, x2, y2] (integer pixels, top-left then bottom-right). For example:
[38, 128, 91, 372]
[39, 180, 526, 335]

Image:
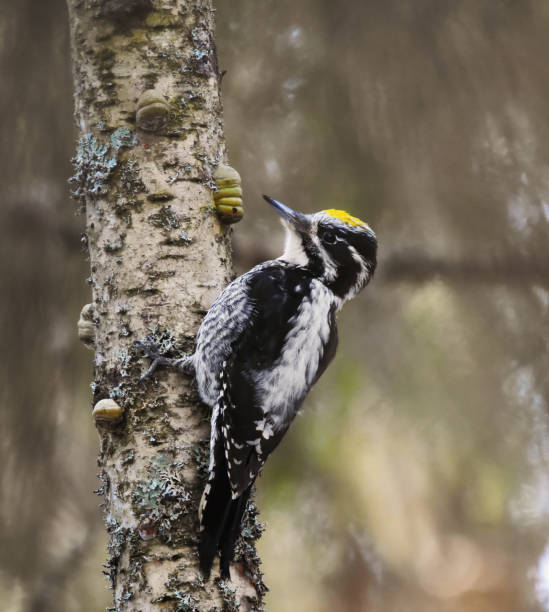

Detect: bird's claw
[134, 337, 194, 381]
[134, 337, 168, 382]
[138, 357, 163, 383]
[134, 336, 160, 359]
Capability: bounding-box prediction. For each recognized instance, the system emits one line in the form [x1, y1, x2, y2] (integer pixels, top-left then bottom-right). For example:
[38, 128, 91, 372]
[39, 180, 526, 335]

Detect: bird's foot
[134, 336, 194, 382]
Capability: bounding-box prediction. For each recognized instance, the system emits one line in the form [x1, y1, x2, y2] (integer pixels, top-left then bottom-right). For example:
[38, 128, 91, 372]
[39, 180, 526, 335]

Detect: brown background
[1, 1, 549, 610]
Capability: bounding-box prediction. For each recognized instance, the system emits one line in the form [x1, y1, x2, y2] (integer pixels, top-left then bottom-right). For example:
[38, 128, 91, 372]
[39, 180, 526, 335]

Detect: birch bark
[66, 1, 265, 609]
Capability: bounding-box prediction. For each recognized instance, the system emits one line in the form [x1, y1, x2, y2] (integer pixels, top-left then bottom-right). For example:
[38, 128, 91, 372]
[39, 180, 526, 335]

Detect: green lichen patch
[139, 327, 181, 356]
[104, 515, 131, 589]
[70, 134, 116, 203]
[151, 591, 199, 611]
[151, 567, 210, 610]
[132, 454, 192, 543]
[193, 440, 210, 478]
[146, 429, 169, 446]
[104, 523, 144, 602]
[111, 126, 137, 149]
[147, 205, 181, 230]
[120, 449, 135, 466]
[233, 499, 268, 606]
[164, 158, 194, 185]
[104, 235, 125, 253]
[119, 324, 131, 338]
[109, 381, 135, 407]
[118, 158, 145, 195]
[70, 128, 136, 206]
[113, 195, 143, 226]
[217, 580, 239, 612]
[177, 91, 206, 113]
[162, 230, 193, 247]
[186, 24, 216, 79]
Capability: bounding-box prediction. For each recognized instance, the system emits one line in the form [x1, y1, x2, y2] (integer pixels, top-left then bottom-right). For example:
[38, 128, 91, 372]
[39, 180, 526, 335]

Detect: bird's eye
[322, 231, 336, 245]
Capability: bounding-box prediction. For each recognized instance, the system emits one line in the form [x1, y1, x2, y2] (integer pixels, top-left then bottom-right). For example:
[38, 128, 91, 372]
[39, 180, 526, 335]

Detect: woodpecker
[139, 195, 377, 579]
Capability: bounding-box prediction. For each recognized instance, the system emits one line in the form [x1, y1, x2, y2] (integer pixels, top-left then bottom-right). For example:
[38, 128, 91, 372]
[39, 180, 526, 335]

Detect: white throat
[278, 226, 308, 267]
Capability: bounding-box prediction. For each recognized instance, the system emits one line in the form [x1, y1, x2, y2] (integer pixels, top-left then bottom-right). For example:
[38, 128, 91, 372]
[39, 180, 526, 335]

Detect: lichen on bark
[66, 1, 265, 609]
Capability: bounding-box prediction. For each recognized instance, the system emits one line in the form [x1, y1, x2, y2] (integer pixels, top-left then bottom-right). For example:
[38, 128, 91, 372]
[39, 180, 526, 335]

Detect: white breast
[257, 280, 335, 431]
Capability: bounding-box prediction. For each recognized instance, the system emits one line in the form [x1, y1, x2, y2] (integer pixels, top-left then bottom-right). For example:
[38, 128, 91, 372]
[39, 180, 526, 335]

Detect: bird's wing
[221, 265, 338, 497]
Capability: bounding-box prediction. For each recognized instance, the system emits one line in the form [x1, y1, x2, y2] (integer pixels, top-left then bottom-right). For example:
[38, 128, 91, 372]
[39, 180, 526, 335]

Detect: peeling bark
[66, 1, 265, 609]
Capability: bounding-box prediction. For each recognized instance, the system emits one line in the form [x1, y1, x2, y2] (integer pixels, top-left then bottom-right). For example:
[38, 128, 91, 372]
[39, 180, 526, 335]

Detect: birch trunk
[66, 1, 265, 609]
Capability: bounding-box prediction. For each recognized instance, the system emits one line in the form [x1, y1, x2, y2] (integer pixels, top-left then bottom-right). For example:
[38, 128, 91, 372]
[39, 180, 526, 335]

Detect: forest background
[1, 1, 549, 611]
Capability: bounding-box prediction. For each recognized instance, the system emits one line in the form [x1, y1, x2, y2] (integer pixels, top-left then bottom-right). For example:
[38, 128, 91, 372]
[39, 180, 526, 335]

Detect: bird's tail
[198, 455, 251, 579]
[198, 360, 254, 579]
[219, 486, 252, 578]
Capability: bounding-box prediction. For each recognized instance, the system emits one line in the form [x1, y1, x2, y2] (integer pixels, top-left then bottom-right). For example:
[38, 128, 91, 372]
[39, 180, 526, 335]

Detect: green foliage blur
[1, 1, 549, 610]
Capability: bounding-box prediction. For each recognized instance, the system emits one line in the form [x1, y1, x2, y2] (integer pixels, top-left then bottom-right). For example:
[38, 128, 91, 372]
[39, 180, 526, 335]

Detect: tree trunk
[66, 1, 265, 609]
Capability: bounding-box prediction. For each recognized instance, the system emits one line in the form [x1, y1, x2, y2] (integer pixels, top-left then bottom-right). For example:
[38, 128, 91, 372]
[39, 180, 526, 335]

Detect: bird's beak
[263, 195, 310, 232]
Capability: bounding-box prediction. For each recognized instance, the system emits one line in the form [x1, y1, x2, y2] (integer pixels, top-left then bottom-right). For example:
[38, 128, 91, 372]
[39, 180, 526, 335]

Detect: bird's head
[264, 195, 377, 304]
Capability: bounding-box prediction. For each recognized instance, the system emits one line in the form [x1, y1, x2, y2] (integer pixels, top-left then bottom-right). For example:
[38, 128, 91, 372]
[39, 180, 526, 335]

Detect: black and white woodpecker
[140, 195, 377, 579]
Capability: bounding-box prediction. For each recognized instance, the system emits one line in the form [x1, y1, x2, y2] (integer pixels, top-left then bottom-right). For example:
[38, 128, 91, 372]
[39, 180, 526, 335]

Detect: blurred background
[1, 0, 549, 610]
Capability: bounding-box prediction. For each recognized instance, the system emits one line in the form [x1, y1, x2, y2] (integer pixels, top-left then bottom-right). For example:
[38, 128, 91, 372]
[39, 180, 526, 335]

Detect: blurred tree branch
[382, 251, 549, 286]
[235, 243, 549, 286]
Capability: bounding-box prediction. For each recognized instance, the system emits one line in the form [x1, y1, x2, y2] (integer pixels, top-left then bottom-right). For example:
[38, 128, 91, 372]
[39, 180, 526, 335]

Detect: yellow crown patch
[321, 209, 369, 229]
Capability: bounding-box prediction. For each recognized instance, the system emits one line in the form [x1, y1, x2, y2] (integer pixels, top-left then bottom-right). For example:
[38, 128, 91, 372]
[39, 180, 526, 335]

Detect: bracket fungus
[93, 398, 124, 424]
[77, 303, 96, 350]
[213, 164, 243, 224]
[136, 89, 169, 132]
